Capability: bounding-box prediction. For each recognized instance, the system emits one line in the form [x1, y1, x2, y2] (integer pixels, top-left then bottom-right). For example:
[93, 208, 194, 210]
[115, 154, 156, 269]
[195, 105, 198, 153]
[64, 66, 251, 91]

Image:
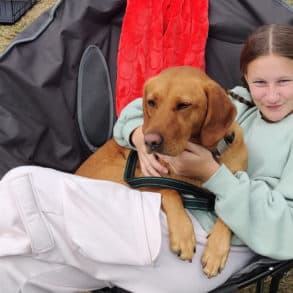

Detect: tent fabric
[0, 0, 125, 178]
[205, 0, 293, 89]
[115, 0, 209, 116]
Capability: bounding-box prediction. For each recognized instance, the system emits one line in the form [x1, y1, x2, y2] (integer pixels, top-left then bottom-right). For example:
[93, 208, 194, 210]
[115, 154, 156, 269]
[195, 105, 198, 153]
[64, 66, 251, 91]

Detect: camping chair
[97, 257, 293, 292]
[210, 257, 293, 293]
[0, 0, 292, 292]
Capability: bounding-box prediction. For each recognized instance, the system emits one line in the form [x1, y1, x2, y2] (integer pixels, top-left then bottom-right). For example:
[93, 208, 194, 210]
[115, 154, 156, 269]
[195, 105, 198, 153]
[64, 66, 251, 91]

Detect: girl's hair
[240, 24, 293, 87]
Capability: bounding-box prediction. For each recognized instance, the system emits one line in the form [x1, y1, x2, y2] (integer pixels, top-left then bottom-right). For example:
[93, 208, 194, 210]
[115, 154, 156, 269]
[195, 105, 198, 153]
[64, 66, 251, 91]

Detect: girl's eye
[278, 79, 291, 85]
[253, 80, 266, 86]
[251, 80, 267, 88]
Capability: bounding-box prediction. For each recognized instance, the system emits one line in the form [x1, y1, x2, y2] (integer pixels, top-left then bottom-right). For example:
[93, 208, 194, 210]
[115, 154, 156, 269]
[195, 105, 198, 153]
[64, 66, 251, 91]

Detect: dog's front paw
[201, 243, 229, 278]
[168, 212, 196, 261]
[201, 222, 231, 278]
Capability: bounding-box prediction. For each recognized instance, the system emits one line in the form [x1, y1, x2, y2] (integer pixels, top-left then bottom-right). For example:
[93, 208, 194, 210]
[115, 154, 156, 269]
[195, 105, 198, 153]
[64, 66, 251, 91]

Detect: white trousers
[0, 166, 255, 293]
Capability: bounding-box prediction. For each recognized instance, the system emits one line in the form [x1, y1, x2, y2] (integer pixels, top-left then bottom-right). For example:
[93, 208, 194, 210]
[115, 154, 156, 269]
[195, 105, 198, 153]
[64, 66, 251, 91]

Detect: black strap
[124, 150, 215, 211]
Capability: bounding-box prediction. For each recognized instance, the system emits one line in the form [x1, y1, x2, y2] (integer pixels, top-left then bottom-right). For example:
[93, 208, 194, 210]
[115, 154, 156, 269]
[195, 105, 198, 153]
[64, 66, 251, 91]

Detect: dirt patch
[0, 0, 57, 52]
[0, 1, 292, 292]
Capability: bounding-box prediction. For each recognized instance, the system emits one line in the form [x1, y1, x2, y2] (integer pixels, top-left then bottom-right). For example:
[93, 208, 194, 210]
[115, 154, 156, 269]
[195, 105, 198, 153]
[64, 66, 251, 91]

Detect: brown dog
[75, 66, 247, 277]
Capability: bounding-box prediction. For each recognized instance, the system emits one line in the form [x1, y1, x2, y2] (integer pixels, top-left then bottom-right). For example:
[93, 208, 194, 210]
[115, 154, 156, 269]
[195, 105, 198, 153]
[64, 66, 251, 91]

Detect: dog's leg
[201, 218, 232, 278]
[161, 190, 196, 261]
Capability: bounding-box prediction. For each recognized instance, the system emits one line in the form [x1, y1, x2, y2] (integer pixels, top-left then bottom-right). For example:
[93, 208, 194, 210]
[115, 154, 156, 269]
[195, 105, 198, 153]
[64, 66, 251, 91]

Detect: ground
[0, 0, 292, 292]
[0, 0, 57, 51]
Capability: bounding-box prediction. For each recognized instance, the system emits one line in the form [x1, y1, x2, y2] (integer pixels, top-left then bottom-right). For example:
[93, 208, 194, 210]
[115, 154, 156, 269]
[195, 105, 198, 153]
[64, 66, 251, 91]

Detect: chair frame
[95, 260, 293, 293]
[210, 259, 293, 293]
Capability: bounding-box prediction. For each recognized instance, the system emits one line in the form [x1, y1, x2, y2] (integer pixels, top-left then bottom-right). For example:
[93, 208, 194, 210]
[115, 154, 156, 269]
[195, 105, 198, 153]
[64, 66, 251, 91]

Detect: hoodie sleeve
[113, 98, 144, 148]
[202, 154, 293, 260]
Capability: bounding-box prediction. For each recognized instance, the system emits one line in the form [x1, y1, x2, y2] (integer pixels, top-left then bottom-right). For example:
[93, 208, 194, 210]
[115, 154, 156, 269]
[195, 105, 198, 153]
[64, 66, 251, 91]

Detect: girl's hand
[159, 142, 220, 181]
[130, 126, 168, 177]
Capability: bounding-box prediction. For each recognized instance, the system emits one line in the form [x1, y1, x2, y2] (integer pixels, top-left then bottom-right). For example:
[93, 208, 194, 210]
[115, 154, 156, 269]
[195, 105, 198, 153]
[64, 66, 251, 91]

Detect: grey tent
[0, 0, 125, 176]
[0, 0, 292, 292]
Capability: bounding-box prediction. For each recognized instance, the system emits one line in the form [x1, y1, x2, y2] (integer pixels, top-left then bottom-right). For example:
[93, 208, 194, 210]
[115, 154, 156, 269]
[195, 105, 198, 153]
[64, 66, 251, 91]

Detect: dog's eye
[176, 103, 191, 110]
[147, 100, 156, 107]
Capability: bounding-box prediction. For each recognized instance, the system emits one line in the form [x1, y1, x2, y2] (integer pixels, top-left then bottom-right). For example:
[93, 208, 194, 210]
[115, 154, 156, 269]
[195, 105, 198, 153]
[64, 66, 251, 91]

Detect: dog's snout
[144, 133, 163, 153]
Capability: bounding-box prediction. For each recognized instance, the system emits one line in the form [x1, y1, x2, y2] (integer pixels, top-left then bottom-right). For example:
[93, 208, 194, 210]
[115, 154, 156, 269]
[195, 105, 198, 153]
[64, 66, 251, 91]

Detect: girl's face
[245, 54, 293, 122]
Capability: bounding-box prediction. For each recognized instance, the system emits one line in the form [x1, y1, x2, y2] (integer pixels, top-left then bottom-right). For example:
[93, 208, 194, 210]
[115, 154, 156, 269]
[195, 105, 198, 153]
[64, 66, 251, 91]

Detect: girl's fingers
[147, 167, 162, 177]
[139, 153, 168, 177]
[185, 142, 203, 153]
[151, 158, 168, 175]
[157, 154, 171, 163]
[140, 161, 161, 177]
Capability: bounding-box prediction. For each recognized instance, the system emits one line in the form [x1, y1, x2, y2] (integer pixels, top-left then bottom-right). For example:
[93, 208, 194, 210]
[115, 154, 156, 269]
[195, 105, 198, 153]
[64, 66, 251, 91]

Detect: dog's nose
[144, 133, 163, 153]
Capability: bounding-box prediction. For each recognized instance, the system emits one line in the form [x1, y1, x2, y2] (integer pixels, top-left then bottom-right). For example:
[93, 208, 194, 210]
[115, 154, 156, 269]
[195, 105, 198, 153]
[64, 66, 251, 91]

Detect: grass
[0, 0, 292, 292]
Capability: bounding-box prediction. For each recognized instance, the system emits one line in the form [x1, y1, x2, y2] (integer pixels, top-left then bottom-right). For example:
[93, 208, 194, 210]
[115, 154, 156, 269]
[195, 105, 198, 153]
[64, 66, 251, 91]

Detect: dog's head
[142, 66, 236, 156]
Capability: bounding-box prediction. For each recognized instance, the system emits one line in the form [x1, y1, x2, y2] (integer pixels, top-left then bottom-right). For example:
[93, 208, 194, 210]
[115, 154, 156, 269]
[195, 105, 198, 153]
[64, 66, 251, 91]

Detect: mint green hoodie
[113, 86, 293, 260]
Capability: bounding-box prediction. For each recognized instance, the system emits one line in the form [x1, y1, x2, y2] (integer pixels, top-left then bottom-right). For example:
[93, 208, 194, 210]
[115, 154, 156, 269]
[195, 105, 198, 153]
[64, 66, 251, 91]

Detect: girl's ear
[200, 81, 237, 149]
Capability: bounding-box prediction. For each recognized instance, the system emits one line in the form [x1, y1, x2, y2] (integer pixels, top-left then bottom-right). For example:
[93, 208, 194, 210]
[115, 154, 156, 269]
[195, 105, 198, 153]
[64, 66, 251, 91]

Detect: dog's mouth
[145, 143, 162, 154]
[144, 131, 194, 156]
[144, 138, 186, 157]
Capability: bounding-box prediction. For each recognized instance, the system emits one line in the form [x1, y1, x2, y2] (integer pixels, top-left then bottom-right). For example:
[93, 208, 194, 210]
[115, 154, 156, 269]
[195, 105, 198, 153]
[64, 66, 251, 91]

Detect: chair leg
[256, 279, 265, 293]
[269, 273, 284, 293]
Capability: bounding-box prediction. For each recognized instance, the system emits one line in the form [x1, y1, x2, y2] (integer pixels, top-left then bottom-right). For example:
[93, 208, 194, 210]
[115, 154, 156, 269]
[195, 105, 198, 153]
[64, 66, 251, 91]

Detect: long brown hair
[240, 24, 293, 88]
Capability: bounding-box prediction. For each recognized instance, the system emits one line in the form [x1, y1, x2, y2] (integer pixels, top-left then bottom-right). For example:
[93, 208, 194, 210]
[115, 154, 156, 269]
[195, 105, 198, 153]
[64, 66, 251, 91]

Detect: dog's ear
[200, 81, 236, 149]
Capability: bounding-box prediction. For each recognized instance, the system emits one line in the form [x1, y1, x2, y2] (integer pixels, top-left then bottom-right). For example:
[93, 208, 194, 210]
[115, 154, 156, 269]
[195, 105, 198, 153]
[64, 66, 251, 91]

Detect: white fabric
[0, 166, 255, 293]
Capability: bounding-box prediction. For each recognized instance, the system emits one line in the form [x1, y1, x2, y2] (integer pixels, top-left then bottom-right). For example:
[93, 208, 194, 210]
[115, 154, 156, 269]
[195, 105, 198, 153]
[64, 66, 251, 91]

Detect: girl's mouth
[266, 105, 282, 111]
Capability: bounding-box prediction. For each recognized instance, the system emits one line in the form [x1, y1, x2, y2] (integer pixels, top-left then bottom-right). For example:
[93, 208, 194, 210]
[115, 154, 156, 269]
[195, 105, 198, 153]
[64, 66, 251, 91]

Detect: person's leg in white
[0, 256, 108, 293]
[0, 166, 256, 293]
[101, 213, 255, 293]
[0, 166, 162, 293]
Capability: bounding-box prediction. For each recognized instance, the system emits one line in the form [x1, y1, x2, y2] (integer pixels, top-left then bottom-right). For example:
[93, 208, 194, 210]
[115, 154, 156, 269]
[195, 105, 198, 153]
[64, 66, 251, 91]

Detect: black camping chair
[96, 258, 293, 293]
[0, 1, 292, 293]
[210, 257, 293, 293]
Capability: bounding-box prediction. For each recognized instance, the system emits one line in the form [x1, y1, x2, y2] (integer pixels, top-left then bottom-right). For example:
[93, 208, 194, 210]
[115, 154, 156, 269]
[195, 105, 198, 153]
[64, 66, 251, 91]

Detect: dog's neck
[189, 136, 216, 152]
[189, 136, 201, 145]
[190, 131, 235, 157]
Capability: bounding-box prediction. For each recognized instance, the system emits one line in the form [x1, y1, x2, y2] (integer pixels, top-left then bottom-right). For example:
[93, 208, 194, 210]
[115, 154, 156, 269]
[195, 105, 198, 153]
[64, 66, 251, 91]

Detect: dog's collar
[212, 132, 235, 158]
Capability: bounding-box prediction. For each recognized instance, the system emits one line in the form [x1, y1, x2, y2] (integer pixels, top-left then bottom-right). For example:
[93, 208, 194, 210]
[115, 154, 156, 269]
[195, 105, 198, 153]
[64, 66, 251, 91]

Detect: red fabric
[115, 0, 209, 116]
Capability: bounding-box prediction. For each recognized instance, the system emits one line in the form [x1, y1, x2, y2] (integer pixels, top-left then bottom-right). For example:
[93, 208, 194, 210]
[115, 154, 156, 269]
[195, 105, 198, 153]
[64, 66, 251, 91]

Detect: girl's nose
[266, 85, 280, 103]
